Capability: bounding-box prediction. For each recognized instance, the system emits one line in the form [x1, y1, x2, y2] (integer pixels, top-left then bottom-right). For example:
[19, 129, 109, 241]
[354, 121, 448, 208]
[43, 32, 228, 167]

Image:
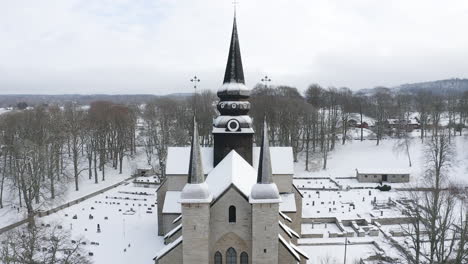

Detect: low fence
[0, 177, 131, 235]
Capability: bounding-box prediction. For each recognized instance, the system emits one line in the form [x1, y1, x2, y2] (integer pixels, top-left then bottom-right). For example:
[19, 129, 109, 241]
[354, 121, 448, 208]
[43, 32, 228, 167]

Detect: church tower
[180, 118, 212, 263]
[213, 15, 254, 166]
[250, 121, 281, 264]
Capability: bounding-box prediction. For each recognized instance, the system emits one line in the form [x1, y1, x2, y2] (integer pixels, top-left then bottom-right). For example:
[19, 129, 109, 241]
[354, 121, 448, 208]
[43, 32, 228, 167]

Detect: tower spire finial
[232, 1, 239, 16]
[188, 116, 204, 184]
[223, 9, 245, 84]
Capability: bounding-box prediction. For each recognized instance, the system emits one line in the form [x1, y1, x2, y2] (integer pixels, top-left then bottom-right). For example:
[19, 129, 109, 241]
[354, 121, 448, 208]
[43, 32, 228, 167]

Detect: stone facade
[156, 241, 183, 264]
[273, 174, 293, 193]
[252, 203, 279, 264]
[182, 202, 210, 263]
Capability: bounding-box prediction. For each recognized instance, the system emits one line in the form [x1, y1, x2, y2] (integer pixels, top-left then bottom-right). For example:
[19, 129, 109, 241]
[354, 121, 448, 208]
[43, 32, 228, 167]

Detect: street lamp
[190, 76, 201, 94]
[261, 75, 271, 88]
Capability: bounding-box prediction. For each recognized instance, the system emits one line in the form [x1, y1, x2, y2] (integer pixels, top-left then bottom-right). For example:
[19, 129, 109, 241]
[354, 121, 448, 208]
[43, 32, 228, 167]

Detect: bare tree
[0, 223, 91, 264]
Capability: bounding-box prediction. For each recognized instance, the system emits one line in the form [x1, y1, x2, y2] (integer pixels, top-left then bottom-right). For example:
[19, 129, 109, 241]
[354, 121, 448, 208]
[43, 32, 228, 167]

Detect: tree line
[0, 102, 137, 222]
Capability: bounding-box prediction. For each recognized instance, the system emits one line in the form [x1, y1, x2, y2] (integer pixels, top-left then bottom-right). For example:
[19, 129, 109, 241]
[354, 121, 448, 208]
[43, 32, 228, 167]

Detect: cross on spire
[232, 1, 239, 14]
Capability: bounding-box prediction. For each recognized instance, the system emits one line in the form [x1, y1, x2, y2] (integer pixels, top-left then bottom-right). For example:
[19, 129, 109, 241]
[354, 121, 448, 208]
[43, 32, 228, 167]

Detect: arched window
[240, 252, 248, 264]
[226, 247, 237, 264]
[214, 251, 222, 264]
[229, 206, 236, 223]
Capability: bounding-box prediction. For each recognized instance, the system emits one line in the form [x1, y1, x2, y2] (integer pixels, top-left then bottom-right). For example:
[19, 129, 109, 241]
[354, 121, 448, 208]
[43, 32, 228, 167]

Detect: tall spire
[188, 117, 204, 184]
[257, 119, 273, 184]
[223, 15, 245, 84]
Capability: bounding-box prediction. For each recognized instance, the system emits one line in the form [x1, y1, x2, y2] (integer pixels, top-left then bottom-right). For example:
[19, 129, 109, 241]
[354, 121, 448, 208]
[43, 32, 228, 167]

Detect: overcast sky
[1, 0, 468, 95]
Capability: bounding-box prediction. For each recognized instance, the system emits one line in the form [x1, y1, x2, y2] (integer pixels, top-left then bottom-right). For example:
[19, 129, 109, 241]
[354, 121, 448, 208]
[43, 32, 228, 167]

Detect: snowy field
[39, 180, 163, 264]
[295, 132, 468, 185]
[295, 132, 468, 263]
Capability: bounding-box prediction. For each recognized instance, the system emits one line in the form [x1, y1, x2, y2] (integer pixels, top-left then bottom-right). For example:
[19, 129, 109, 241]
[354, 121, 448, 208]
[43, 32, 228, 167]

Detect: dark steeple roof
[188, 117, 204, 184]
[223, 15, 245, 84]
[257, 120, 273, 184]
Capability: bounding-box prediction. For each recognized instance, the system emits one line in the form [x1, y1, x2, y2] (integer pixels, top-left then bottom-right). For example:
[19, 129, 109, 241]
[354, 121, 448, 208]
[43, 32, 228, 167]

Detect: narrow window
[229, 206, 236, 223]
[226, 247, 237, 264]
[240, 252, 248, 264]
[215, 251, 222, 264]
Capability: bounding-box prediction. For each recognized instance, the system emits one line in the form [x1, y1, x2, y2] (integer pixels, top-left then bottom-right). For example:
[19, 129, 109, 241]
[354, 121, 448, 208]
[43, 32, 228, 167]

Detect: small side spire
[257, 119, 273, 184]
[249, 119, 280, 203]
[188, 117, 204, 184]
[181, 116, 212, 203]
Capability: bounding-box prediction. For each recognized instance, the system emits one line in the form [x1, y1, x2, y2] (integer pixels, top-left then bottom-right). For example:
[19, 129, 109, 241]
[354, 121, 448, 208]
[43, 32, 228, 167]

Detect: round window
[227, 119, 240, 132]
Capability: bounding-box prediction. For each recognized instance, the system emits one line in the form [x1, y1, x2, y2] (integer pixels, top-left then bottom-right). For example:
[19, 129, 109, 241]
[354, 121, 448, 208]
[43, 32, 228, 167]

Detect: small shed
[355, 168, 410, 183]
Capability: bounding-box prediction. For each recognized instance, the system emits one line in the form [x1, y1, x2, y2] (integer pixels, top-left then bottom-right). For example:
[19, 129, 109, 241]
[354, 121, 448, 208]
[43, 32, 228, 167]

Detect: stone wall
[162, 213, 180, 235]
[182, 203, 210, 263]
[252, 203, 279, 264]
[166, 175, 188, 191]
[210, 188, 252, 251]
[156, 241, 183, 264]
[278, 240, 299, 264]
[273, 174, 293, 193]
[157, 179, 168, 236]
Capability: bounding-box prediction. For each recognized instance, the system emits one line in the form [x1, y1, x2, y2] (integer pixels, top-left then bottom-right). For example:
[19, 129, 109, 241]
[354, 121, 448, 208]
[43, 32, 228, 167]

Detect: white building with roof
[356, 168, 410, 183]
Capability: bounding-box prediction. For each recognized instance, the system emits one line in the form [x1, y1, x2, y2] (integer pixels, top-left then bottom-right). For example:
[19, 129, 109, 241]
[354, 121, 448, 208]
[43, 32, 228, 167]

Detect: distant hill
[0, 94, 159, 108]
[396, 78, 468, 95]
[357, 78, 468, 96]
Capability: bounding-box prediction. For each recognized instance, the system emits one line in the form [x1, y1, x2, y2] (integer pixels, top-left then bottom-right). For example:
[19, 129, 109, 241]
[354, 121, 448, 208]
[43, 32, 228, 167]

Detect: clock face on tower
[226, 119, 241, 132]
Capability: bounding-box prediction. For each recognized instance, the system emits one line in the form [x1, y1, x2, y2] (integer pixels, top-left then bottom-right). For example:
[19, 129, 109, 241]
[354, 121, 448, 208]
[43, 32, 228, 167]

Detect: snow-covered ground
[295, 132, 468, 263]
[295, 132, 468, 185]
[39, 181, 163, 264]
[0, 151, 147, 230]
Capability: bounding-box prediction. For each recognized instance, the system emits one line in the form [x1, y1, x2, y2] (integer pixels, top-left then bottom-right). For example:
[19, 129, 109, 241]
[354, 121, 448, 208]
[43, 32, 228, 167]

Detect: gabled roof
[166, 147, 213, 175]
[162, 191, 181, 214]
[166, 146, 294, 175]
[205, 150, 257, 200]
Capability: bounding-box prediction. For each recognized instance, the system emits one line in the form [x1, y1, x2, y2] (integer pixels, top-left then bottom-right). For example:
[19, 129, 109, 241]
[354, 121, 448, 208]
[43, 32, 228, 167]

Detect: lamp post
[190, 76, 201, 113]
[344, 236, 348, 264]
[190, 76, 201, 93]
[261, 75, 271, 89]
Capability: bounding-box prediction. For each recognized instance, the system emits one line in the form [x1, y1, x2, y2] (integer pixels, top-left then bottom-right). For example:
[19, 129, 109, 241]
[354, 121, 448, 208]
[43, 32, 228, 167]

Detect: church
[154, 14, 307, 264]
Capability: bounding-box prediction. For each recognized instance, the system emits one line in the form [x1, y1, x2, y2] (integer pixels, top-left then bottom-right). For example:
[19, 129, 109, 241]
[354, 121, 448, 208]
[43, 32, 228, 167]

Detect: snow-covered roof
[166, 146, 294, 175]
[249, 183, 281, 203]
[289, 241, 309, 260]
[204, 150, 257, 199]
[162, 191, 181, 213]
[164, 224, 182, 239]
[166, 147, 213, 175]
[279, 193, 296, 212]
[212, 127, 255, 133]
[356, 168, 410, 175]
[279, 211, 292, 222]
[278, 234, 301, 261]
[154, 236, 182, 260]
[254, 147, 294, 175]
[172, 214, 182, 224]
[279, 221, 299, 238]
[180, 183, 213, 203]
